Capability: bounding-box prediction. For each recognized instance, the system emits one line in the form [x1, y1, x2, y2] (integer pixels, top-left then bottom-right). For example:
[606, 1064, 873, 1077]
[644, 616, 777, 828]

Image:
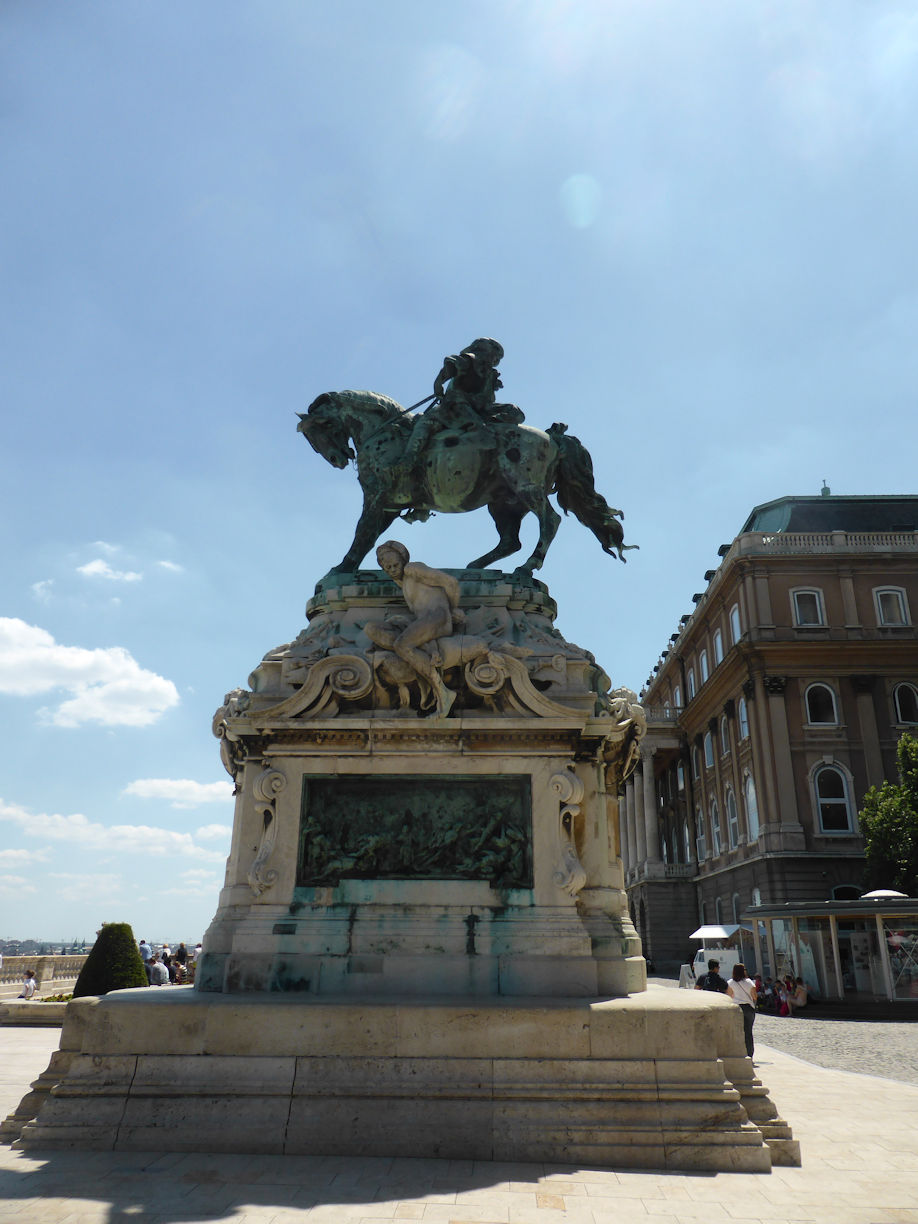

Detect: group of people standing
[137, 939, 200, 986]
[694, 957, 812, 1060]
[695, 958, 759, 1059]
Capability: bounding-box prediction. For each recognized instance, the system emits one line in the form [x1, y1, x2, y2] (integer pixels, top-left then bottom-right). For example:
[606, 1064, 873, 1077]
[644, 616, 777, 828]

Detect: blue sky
[3, 2, 918, 942]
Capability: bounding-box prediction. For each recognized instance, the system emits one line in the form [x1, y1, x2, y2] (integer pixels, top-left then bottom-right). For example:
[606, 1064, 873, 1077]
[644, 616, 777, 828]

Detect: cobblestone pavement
[753, 1011, 918, 1084]
[651, 978, 918, 1085]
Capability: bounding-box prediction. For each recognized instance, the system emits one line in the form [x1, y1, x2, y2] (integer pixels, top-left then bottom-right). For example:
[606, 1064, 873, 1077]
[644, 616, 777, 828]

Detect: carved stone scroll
[550, 766, 586, 896]
[248, 766, 287, 897]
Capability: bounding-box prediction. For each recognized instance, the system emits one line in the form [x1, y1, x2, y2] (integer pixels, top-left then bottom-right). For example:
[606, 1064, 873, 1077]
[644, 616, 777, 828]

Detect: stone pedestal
[201, 570, 645, 1000]
[5, 567, 798, 1170]
[12, 988, 797, 1170]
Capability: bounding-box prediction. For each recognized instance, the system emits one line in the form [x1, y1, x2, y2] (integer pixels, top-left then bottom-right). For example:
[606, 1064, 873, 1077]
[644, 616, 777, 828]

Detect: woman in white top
[726, 962, 757, 1059]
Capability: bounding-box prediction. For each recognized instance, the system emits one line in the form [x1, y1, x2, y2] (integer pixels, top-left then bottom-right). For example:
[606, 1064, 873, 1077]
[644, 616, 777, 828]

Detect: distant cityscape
[1, 938, 90, 957]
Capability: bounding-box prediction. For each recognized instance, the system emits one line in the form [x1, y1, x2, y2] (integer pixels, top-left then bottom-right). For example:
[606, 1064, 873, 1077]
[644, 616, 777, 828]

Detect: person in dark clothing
[694, 958, 729, 993]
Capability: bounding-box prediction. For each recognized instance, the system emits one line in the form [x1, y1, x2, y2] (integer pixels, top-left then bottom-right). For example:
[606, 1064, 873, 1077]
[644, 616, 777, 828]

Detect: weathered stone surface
[11, 990, 792, 1171]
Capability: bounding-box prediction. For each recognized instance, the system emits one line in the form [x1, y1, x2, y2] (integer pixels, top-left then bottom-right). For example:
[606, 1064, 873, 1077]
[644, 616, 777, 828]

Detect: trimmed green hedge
[73, 922, 149, 997]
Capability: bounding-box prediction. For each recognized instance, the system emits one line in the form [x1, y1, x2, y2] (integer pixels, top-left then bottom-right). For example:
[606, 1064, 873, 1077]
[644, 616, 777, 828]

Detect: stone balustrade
[0, 955, 87, 989]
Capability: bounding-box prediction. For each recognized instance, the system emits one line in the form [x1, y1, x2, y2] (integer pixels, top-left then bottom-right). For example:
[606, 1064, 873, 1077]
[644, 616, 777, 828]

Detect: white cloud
[195, 823, 232, 840]
[0, 618, 179, 727]
[90, 541, 121, 555]
[77, 559, 142, 583]
[0, 798, 226, 863]
[0, 848, 50, 865]
[0, 873, 36, 895]
[123, 779, 232, 809]
[31, 579, 54, 604]
[47, 872, 126, 903]
[156, 560, 184, 573]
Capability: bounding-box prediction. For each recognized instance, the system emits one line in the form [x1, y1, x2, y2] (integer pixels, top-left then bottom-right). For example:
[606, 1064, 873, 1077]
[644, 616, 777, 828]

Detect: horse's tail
[549, 423, 638, 562]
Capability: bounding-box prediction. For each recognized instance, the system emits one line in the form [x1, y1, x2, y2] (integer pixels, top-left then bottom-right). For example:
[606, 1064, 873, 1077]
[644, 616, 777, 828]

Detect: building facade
[625, 492, 918, 969]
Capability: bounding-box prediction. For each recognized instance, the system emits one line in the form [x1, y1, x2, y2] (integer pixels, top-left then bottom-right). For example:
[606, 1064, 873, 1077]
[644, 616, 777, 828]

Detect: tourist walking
[726, 962, 758, 1059]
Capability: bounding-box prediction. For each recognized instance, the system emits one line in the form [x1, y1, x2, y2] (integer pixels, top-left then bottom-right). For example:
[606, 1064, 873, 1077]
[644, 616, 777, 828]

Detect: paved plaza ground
[1, 1003, 917, 1224]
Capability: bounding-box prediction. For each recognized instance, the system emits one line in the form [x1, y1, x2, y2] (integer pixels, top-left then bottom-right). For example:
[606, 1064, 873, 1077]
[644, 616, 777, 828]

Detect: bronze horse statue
[298, 390, 634, 579]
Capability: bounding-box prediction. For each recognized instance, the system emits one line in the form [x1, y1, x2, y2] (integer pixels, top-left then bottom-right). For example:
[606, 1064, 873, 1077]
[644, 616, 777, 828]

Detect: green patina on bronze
[296, 774, 532, 888]
[298, 339, 636, 583]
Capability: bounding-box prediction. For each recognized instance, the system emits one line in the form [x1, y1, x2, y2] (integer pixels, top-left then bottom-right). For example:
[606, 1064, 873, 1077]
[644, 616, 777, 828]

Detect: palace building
[626, 490, 918, 971]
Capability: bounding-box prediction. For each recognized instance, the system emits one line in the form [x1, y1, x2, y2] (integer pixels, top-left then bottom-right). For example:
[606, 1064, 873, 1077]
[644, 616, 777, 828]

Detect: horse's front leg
[328, 500, 398, 576]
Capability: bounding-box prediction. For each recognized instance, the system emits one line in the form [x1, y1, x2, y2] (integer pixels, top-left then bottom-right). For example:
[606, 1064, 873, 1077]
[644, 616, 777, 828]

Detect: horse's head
[298, 393, 354, 470]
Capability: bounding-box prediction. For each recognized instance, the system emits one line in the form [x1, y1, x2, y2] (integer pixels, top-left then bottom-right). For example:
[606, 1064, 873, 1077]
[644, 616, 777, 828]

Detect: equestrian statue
[298, 338, 636, 581]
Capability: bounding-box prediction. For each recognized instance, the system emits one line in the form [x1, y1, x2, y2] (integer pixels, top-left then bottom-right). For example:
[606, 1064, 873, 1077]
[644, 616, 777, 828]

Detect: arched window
[815, 765, 855, 834]
[751, 886, 762, 906]
[894, 683, 918, 724]
[875, 587, 909, 626]
[673, 684, 682, 708]
[662, 833, 669, 865]
[713, 628, 724, 665]
[744, 774, 760, 841]
[710, 799, 722, 855]
[683, 820, 692, 862]
[738, 696, 749, 739]
[703, 732, 714, 768]
[687, 668, 696, 700]
[677, 762, 685, 792]
[700, 649, 709, 683]
[695, 807, 706, 861]
[726, 789, 739, 848]
[720, 716, 730, 755]
[806, 683, 838, 725]
[732, 893, 742, 925]
[793, 588, 825, 626]
[730, 604, 742, 644]
[692, 747, 700, 780]
[715, 896, 724, 925]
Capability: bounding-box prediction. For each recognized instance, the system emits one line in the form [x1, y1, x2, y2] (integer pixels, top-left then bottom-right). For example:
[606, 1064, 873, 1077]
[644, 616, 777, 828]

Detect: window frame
[687, 668, 696, 700]
[699, 649, 709, 684]
[738, 696, 749, 739]
[703, 731, 714, 769]
[805, 682, 839, 726]
[673, 683, 682, 708]
[710, 798, 722, 855]
[720, 715, 730, 756]
[894, 682, 918, 725]
[875, 586, 910, 627]
[695, 806, 707, 861]
[813, 764, 856, 835]
[744, 773, 760, 841]
[729, 603, 742, 644]
[726, 788, 739, 848]
[792, 587, 826, 627]
[713, 628, 724, 665]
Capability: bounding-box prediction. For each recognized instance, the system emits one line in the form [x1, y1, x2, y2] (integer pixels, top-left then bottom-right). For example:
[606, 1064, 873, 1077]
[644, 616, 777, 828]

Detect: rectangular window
[793, 589, 825, 626]
[876, 588, 909, 626]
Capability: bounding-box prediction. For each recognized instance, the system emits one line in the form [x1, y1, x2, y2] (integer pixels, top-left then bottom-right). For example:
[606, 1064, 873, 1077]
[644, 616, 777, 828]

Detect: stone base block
[8, 987, 798, 1172]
